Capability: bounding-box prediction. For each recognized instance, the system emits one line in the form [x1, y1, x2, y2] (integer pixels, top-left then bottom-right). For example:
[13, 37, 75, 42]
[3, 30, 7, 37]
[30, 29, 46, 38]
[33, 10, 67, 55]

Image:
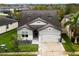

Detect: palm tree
[64, 12, 79, 43]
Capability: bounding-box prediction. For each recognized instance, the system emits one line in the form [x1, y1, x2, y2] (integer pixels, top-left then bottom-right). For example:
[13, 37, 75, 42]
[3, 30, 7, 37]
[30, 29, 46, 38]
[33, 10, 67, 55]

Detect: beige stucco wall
[7, 22, 18, 31]
[61, 18, 70, 33]
[0, 22, 18, 34]
[10, 9, 14, 13]
[0, 25, 6, 34]
[61, 17, 72, 42]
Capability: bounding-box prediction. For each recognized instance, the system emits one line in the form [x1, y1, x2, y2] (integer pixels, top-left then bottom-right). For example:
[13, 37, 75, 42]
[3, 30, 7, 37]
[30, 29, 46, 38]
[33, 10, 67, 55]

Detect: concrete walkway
[38, 42, 68, 56]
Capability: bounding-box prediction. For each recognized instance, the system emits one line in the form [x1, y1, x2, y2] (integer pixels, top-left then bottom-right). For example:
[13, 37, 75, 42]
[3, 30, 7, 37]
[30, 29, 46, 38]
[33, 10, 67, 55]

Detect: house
[0, 12, 8, 16]
[61, 15, 71, 37]
[0, 4, 30, 13]
[0, 16, 18, 34]
[17, 10, 61, 44]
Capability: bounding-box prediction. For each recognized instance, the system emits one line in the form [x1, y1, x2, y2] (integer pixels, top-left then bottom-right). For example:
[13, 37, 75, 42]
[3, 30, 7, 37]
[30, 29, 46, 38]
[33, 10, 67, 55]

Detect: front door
[33, 29, 39, 40]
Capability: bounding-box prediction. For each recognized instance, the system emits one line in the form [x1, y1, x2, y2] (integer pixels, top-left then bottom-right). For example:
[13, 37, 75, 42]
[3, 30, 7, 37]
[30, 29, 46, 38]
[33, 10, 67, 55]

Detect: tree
[65, 4, 71, 15]
[9, 9, 22, 21]
[64, 12, 79, 43]
[14, 12, 22, 21]
[69, 4, 79, 13]
[32, 5, 48, 10]
[57, 8, 65, 22]
[65, 4, 79, 14]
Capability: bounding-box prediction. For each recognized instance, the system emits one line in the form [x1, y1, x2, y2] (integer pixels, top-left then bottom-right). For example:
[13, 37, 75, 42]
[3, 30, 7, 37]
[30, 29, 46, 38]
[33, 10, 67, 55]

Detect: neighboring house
[17, 10, 61, 44]
[0, 12, 8, 16]
[61, 15, 79, 43]
[0, 6, 29, 13]
[61, 15, 71, 38]
[0, 17, 18, 34]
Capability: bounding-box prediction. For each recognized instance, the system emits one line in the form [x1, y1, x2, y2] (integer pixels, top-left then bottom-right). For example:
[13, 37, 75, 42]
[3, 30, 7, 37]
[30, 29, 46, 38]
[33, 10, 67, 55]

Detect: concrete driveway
[38, 42, 68, 56]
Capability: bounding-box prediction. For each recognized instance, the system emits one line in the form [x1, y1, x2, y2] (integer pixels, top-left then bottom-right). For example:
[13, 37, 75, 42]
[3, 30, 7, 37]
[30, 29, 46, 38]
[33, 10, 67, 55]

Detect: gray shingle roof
[0, 17, 17, 26]
[19, 10, 61, 30]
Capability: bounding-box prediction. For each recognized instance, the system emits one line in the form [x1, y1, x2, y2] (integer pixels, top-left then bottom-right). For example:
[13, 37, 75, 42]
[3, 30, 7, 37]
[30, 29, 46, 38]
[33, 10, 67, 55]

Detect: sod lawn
[0, 29, 17, 52]
[62, 33, 79, 56]
[0, 29, 38, 53]
[0, 53, 37, 56]
[19, 44, 38, 52]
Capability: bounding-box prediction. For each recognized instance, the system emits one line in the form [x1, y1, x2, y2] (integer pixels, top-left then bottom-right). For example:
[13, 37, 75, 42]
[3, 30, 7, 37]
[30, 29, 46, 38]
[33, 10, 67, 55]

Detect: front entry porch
[32, 29, 39, 44]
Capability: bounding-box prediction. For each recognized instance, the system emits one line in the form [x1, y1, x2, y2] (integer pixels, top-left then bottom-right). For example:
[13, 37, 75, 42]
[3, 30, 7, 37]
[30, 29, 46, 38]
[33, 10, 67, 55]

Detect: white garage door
[41, 35, 60, 42]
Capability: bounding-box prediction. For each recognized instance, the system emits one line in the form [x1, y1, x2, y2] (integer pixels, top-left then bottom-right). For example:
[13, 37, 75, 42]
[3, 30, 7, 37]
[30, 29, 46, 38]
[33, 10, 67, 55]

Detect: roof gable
[29, 17, 48, 25]
[18, 24, 32, 30]
[38, 24, 61, 31]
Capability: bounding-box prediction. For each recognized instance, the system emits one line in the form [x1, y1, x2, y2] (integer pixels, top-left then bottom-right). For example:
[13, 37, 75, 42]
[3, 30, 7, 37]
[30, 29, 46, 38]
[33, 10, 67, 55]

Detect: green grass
[0, 53, 37, 56]
[61, 33, 79, 56]
[61, 33, 75, 52]
[0, 29, 38, 52]
[19, 44, 38, 52]
[69, 53, 79, 56]
[0, 29, 17, 52]
[63, 43, 79, 56]
[63, 43, 79, 52]
[62, 33, 79, 56]
[63, 43, 74, 52]
[73, 44, 79, 51]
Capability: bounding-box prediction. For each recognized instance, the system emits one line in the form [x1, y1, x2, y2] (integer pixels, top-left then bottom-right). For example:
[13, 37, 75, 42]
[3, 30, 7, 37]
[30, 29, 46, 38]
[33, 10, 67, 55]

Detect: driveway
[38, 42, 68, 56]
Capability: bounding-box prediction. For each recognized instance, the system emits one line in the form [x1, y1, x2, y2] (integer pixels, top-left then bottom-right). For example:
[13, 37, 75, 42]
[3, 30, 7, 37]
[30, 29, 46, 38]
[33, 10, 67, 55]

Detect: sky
[0, 0, 79, 4]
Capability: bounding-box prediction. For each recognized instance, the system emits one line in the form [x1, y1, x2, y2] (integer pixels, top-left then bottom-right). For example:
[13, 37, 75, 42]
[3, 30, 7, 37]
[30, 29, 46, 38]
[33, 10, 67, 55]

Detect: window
[22, 34, 28, 37]
[22, 31, 28, 37]
[49, 29, 51, 30]
[48, 27, 52, 31]
[25, 35, 28, 37]
[22, 35, 25, 37]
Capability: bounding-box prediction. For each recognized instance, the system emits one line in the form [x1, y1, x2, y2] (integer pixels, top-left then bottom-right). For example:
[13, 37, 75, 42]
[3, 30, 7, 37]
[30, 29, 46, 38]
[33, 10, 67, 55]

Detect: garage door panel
[41, 35, 60, 42]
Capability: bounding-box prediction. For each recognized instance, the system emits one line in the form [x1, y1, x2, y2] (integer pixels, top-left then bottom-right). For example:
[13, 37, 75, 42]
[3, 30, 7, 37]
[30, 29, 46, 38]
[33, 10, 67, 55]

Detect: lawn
[68, 53, 79, 56]
[61, 33, 75, 52]
[19, 44, 38, 52]
[62, 33, 79, 56]
[0, 29, 17, 52]
[0, 53, 37, 56]
[63, 43, 79, 52]
[0, 29, 38, 53]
